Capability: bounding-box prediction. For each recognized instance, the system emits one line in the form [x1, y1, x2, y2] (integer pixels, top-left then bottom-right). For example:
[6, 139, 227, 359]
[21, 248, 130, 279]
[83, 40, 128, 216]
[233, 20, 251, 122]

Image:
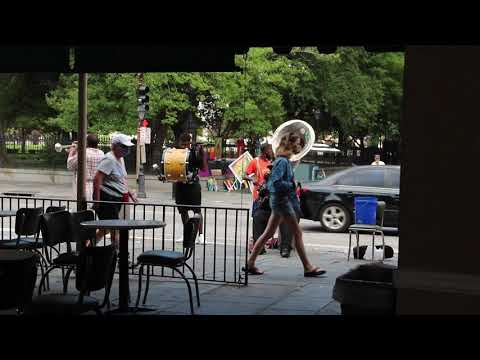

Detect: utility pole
[136, 73, 149, 198]
[77, 73, 88, 210]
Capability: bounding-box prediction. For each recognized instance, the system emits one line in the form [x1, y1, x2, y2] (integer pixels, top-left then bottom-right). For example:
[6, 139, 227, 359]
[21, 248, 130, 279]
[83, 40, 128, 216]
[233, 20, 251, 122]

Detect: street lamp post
[136, 73, 149, 198]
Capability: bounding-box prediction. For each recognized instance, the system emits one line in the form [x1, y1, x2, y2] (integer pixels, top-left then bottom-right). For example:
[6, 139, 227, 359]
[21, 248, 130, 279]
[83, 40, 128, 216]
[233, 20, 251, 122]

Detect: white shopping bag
[362, 246, 385, 260]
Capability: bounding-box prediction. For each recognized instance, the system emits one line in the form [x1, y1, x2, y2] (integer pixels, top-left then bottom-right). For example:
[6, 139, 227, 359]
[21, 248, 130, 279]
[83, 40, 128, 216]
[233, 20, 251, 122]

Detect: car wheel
[319, 203, 351, 233]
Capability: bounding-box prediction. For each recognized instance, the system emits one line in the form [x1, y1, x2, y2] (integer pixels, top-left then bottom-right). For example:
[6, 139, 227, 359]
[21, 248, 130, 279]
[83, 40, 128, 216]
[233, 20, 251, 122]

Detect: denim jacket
[267, 156, 298, 202]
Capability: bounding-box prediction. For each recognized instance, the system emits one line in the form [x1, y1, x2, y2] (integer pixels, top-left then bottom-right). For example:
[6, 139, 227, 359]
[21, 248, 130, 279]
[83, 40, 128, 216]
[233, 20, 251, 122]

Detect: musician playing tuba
[174, 133, 208, 244]
[244, 125, 327, 277]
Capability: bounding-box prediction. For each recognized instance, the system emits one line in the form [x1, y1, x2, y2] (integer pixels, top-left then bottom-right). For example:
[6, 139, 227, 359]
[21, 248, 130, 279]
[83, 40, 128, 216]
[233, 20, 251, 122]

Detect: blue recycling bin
[354, 197, 378, 225]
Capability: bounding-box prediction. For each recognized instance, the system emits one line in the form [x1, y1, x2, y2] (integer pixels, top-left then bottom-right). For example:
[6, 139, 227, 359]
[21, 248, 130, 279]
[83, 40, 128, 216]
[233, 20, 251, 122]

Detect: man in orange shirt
[246, 143, 274, 254]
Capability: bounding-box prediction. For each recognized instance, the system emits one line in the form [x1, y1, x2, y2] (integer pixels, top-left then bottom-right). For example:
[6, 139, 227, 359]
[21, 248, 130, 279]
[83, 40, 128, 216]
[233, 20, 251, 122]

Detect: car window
[357, 169, 386, 187]
[336, 168, 386, 187]
[336, 171, 358, 186]
[386, 169, 400, 188]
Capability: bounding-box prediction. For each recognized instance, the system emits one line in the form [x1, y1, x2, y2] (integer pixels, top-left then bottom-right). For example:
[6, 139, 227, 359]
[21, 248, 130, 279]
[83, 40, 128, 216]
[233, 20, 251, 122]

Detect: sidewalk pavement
[0, 247, 397, 316]
[0, 179, 398, 315]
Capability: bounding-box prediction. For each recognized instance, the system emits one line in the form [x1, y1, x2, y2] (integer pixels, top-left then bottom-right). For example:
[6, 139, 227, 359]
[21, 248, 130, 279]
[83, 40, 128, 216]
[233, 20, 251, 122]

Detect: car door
[384, 168, 400, 228]
[335, 167, 395, 226]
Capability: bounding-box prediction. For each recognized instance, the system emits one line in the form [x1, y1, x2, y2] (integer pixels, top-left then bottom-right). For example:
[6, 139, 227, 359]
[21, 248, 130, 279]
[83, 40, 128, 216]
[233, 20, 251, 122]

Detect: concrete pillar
[396, 46, 480, 314]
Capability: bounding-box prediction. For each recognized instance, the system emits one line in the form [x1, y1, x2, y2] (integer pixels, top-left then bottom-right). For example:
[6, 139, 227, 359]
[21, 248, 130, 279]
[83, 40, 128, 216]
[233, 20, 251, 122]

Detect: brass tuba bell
[271, 119, 315, 162]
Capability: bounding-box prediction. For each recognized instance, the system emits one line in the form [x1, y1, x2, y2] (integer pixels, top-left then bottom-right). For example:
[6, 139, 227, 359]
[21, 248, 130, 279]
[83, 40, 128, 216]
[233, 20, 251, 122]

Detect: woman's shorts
[96, 190, 122, 220]
[269, 197, 299, 218]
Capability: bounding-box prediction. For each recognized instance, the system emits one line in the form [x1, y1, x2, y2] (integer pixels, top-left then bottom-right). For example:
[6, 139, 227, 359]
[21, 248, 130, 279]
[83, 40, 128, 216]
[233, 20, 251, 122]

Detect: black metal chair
[45, 206, 66, 214]
[0, 207, 44, 251]
[62, 210, 97, 293]
[135, 215, 201, 315]
[348, 201, 386, 261]
[24, 245, 117, 316]
[0, 208, 47, 284]
[37, 210, 75, 295]
[39, 206, 68, 290]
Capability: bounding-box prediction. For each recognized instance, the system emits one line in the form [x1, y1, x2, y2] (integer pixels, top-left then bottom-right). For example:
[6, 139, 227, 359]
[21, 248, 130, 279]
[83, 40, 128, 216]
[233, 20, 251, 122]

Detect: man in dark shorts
[175, 133, 206, 244]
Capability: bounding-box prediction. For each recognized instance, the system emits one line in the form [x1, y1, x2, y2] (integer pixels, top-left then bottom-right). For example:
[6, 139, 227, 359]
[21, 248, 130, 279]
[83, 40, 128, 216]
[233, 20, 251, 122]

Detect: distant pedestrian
[371, 154, 386, 166]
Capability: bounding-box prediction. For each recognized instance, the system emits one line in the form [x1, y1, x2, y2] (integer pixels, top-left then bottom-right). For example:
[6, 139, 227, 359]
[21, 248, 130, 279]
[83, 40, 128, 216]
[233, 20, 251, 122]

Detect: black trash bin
[0, 250, 38, 312]
[332, 263, 397, 315]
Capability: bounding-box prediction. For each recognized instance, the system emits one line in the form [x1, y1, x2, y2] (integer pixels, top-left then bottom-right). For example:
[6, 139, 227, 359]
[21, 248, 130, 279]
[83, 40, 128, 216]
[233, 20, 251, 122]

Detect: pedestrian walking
[174, 133, 207, 244]
[67, 133, 105, 201]
[92, 133, 137, 248]
[243, 133, 326, 277]
[246, 143, 273, 254]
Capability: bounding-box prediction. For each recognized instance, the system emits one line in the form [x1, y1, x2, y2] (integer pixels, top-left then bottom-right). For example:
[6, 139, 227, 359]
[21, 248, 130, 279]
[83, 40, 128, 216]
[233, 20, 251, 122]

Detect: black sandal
[304, 268, 326, 277]
[242, 266, 264, 275]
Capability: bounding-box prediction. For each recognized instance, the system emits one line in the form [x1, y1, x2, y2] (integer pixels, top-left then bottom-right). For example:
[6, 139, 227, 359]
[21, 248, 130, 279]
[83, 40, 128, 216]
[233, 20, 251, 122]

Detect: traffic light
[137, 85, 150, 113]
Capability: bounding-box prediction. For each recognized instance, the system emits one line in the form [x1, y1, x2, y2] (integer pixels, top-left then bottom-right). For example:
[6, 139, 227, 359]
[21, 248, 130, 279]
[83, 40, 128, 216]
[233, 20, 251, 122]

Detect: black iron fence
[1, 132, 139, 172]
[0, 196, 250, 285]
[2, 132, 115, 154]
[1, 130, 401, 172]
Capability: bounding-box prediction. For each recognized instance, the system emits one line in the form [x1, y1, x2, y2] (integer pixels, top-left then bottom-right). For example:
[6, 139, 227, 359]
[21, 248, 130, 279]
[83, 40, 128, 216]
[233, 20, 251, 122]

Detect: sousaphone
[271, 119, 315, 162]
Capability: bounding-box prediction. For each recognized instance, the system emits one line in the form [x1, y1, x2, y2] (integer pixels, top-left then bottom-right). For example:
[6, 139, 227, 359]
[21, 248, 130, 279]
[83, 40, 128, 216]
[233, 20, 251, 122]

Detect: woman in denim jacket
[243, 133, 326, 277]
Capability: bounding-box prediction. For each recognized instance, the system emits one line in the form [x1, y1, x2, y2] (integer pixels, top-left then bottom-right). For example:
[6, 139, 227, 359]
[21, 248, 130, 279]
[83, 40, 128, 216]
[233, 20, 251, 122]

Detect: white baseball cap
[111, 133, 134, 147]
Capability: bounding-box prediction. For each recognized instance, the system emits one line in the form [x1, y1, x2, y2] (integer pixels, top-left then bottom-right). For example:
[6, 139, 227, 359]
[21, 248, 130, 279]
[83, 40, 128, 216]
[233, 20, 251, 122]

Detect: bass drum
[161, 148, 190, 182]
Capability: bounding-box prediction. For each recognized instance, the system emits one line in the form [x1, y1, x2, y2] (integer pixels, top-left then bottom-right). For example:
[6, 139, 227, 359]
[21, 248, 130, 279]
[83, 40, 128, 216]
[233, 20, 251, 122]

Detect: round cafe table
[0, 210, 16, 218]
[80, 219, 166, 314]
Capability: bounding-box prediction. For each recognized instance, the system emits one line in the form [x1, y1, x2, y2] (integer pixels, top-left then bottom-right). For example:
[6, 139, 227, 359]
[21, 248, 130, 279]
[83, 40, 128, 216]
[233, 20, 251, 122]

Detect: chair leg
[38, 266, 59, 295]
[35, 254, 47, 292]
[372, 232, 375, 261]
[348, 231, 352, 261]
[184, 263, 200, 307]
[33, 250, 49, 291]
[135, 264, 144, 309]
[355, 232, 360, 259]
[173, 268, 195, 315]
[101, 252, 118, 310]
[45, 269, 50, 291]
[381, 231, 385, 260]
[142, 265, 151, 305]
[63, 267, 75, 294]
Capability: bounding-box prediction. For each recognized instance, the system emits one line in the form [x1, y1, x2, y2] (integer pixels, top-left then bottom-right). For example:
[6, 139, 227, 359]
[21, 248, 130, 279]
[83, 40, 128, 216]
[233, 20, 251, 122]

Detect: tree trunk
[0, 119, 9, 166]
[338, 128, 347, 150]
[215, 137, 223, 159]
[21, 128, 26, 154]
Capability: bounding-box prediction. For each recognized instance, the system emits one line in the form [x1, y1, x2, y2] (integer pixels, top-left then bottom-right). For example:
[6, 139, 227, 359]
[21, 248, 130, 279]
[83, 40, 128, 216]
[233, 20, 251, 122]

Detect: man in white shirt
[371, 154, 386, 166]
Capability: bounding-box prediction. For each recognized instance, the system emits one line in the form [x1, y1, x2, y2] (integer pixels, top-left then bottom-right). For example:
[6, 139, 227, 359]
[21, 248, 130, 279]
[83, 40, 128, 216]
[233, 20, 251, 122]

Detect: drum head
[162, 148, 189, 182]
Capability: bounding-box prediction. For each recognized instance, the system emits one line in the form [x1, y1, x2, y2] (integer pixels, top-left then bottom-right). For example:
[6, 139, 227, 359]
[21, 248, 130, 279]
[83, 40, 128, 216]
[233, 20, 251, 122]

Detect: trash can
[332, 263, 397, 315]
[354, 197, 377, 225]
[0, 250, 38, 311]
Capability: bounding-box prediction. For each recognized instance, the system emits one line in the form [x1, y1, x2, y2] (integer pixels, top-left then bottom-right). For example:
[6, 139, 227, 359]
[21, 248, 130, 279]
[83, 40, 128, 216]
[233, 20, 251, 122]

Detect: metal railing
[0, 196, 250, 285]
